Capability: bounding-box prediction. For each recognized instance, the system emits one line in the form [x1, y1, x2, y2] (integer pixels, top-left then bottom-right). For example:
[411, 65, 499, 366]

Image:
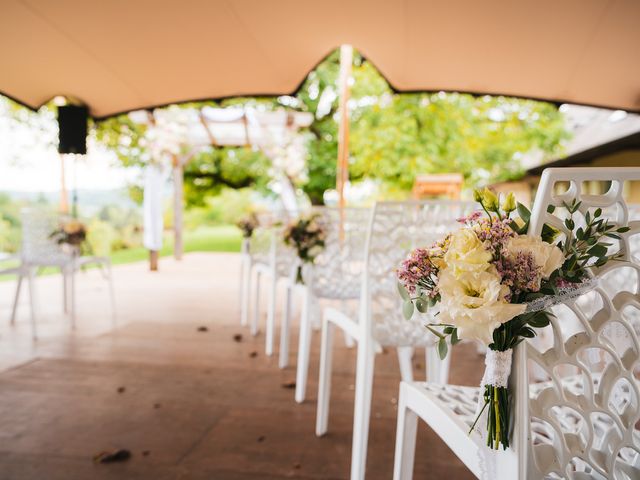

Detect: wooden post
[336, 44, 353, 238]
[149, 250, 159, 271]
[172, 155, 184, 261]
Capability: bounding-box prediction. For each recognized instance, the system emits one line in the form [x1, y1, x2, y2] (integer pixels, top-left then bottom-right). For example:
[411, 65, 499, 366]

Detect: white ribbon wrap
[473, 349, 513, 439]
[474, 349, 513, 480]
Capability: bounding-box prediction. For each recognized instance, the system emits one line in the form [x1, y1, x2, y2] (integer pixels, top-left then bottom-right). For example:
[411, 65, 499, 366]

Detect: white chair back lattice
[362, 200, 475, 347]
[304, 207, 370, 300]
[513, 167, 640, 479]
[21, 208, 72, 266]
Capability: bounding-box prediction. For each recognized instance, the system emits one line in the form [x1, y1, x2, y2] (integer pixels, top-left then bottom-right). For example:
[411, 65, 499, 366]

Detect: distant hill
[1, 189, 138, 215]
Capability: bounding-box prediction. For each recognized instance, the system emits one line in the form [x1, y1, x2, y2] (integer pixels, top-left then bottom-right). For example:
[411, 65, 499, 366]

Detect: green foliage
[183, 147, 270, 206]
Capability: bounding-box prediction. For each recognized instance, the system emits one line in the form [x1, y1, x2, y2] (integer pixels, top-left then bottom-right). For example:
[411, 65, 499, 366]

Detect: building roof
[526, 131, 640, 176]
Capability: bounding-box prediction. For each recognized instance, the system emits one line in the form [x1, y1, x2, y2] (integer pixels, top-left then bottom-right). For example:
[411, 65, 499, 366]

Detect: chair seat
[409, 378, 640, 478]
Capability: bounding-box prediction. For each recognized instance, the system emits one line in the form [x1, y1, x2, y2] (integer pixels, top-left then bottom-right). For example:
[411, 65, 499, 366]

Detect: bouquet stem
[296, 265, 304, 285]
[470, 348, 512, 450]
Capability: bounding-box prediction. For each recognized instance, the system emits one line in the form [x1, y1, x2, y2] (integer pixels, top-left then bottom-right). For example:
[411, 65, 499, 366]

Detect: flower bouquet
[397, 189, 628, 450]
[50, 219, 87, 250]
[237, 213, 259, 239]
[283, 214, 326, 284]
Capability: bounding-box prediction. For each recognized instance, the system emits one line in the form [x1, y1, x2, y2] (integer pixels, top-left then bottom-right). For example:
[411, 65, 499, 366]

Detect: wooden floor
[0, 253, 481, 480]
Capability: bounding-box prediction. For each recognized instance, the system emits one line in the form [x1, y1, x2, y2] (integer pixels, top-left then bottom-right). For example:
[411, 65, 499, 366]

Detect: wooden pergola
[130, 106, 313, 269]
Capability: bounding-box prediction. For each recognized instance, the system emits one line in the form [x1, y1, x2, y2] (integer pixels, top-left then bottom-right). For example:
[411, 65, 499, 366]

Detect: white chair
[279, 207, 370, 403]
[249, 222, 297, 356]
[393, 167, 640, 480]
[1, 253, 37, 335]
[316, 199, 475, 480]
[14, 209, 116, 338]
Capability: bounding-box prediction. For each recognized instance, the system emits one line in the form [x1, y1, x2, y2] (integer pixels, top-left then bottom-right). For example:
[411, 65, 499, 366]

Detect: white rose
[443, 228, 493, 277]
[506, 235, 564, 279]
[437, 268, 526, 345]
[307, 245, 323, 259]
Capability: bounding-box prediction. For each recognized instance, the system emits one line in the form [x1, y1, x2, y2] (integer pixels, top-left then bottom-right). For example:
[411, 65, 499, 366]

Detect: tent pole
[336, 44, 352, 238]
[172, 154, 184, 261]
[59, 153, 69, 214]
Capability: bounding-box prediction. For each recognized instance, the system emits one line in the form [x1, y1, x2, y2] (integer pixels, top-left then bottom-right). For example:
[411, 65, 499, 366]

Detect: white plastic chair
[14, 209, 116, 338]
[1, 253, 37, 334]
[279, 207, 370, 403]
[316, 199, 475, 480]
[249, 221, 297, 356]
[393, 167, 640, 480]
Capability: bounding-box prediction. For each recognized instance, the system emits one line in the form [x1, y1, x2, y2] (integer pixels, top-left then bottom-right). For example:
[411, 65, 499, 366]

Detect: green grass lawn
[0, 225, 243, 280]
[110, 225, 242, 265]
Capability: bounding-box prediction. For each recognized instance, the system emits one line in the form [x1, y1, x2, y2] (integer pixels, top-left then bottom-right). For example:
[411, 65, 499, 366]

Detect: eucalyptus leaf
[415, 297, 428, 313]
[437, 338, 448, 360]
[397, 282, 410, 300]
[402, 300, 414, 320]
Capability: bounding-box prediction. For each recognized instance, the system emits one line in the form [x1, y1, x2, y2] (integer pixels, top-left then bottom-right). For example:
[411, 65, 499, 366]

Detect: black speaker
[58, 105, 88, 154]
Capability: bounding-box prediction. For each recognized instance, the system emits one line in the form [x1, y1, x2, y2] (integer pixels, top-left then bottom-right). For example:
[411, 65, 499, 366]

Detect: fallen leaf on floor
[197, 326, 208, 332]
[233, 334, 243, 342]
[257, 435, 266, 443]
[142, 450, 150, 457]
[415, 363, 423, 370]
[153, 403, 161, 409]
[117, 387, 126, 394]
[281, 381, 296, 389]
[293, 463, 302, 470]
[93, 449, 131, 464]
[249, 351, 258, 358]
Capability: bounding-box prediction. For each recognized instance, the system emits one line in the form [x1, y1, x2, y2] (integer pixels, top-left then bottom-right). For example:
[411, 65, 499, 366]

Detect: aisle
[0, 253, 478, 479]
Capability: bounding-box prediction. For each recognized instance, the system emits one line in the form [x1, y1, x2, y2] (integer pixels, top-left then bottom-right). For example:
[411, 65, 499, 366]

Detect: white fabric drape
[143, 164, 165, 251]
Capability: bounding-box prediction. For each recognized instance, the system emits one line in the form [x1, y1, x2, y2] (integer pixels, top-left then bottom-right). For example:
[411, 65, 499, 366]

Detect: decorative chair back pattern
[304, 207, 370, 300]
[362, 200, 475, 346]
[21, 208, 71, 266]
[515, 168, 640, 479]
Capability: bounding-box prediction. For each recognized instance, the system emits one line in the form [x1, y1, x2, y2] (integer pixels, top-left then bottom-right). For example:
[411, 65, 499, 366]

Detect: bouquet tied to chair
[50, 218, 87, 251]
[396, 189, 628, 450]
[237, 213, 259, 239]
[283, 214, 326, 284]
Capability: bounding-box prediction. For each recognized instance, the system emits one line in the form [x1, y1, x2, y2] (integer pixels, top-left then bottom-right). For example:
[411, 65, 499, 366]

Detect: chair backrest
[304, 207, 370, 299]
[20, 208, 71, 265]
[361, 200, 475, 346]
[514, 168, 640, 479]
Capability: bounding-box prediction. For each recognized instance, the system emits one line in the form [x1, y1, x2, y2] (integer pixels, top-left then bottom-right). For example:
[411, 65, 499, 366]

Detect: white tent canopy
[1, 0, 639, 117]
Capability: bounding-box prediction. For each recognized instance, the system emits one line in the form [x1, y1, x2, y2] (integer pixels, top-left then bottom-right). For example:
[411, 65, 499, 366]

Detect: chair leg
[10, 272, 24, 325]
[105, 262, 117, 328]
[315, 316, 335, 435]
[251, 270, 261, 336]
[425, 344, 450, 384]
[265, 274, 277, 356]
[69, 267, 76, 330]
[62, 269, 68, 314]
[240, 260, 251, 327]
[397, 346, 414, 382]
[350, 340, 376, 480]
[295, 288, 312, 403]
[279, 282, 293, 369]
[238, 255, 245, 316]
[393, 384, 418, 480]
[340, 300, 355, 347]
[26, 268, 38, 341]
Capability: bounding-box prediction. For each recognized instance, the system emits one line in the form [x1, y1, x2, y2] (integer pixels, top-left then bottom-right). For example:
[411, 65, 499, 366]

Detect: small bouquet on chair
[396, 189, 627, 450]
[283, 214, 326, 284]
[237, 213, 259, 239]
[50, 219, 87, 251]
